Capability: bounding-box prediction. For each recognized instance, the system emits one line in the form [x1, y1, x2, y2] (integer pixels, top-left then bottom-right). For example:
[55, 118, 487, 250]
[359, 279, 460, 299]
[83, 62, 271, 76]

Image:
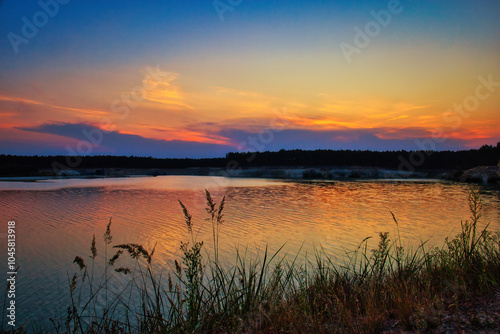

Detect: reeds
[34, 186, 500, 333]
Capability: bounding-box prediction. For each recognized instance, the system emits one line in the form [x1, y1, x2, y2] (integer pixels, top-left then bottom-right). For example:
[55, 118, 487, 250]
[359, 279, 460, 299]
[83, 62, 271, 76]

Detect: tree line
[0, 143, 498, 177]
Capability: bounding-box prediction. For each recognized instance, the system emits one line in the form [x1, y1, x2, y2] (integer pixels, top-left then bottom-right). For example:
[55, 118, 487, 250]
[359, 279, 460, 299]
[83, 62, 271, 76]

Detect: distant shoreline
[1, 148, 498, 185]
[0, 165, 498, 186]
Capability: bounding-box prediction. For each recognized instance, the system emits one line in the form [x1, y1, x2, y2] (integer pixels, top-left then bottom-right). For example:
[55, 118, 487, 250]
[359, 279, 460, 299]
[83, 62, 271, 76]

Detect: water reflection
[0, 176, 498, 325]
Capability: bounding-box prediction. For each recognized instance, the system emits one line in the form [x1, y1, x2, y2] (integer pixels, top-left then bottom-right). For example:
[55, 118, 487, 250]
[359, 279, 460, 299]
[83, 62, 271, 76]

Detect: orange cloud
[141, 74, 194, 110]
[0, 94, 109, 118]
[122, 123, 233, 146]
[284, 115, 357, 129]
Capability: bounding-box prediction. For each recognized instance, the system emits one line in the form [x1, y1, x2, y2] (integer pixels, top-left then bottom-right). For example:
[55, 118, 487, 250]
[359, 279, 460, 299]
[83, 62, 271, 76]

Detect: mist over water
[1, 176, 499, 325]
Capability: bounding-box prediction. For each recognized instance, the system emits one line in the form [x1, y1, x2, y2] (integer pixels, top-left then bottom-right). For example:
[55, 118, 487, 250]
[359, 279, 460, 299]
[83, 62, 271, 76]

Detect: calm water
[0, 176, 499, 327]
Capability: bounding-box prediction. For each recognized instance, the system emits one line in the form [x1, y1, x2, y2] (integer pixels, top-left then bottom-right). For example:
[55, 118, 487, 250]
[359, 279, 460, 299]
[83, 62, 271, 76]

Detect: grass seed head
[178, 200, 193, 232]
[205, 189, 216, 215]
[108, 250, 123, 266]
[104, 218, 113, 244]
[115, 267, 131, 275]
[175, 260, 182, 275]
[70, 273, 77, 292]
[90, 234, 97, 259]
[73, 256, 86, 270]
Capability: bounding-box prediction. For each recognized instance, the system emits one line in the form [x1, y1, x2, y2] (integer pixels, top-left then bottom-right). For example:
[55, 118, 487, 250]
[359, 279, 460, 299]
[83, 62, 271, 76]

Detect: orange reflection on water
[1, 176, 499, 323]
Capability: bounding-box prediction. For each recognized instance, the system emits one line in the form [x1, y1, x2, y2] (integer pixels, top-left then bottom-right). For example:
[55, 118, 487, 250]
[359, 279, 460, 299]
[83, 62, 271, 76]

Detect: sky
[0, 0, 499, 158]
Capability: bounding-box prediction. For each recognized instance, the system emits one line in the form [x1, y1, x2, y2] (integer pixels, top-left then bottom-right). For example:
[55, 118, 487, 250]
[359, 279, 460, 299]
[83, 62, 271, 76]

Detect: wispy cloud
[0, 94, 109, 117]
[211, 86, 263, 97]
[399, 104, 431, 112]
[17, 122, 234, 158]
[148, 125, 232, 146]
[387, 115, 409, 121]
[141, 74, 194, 110]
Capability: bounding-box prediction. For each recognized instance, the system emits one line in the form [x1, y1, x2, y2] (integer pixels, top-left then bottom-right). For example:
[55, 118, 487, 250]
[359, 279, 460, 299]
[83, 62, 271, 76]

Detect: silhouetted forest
[0, 143, 499, 177]
[227, 144, 499, 170]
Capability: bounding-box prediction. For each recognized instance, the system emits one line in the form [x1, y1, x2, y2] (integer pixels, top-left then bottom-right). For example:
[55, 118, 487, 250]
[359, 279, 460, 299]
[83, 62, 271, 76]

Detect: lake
[0, 175, 499, 328]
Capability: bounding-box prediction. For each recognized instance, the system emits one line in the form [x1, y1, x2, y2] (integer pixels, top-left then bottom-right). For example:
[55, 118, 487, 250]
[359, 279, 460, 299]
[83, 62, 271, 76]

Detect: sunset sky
[1, 0, 499, 158]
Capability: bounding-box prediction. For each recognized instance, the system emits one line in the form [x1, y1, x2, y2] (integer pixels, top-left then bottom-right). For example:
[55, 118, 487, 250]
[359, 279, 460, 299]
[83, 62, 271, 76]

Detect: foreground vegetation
[8, 187, 500, 333]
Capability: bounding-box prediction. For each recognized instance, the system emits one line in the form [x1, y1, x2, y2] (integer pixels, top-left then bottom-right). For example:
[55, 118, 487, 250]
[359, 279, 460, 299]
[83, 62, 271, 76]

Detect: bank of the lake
[1, 165, 499, 187]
